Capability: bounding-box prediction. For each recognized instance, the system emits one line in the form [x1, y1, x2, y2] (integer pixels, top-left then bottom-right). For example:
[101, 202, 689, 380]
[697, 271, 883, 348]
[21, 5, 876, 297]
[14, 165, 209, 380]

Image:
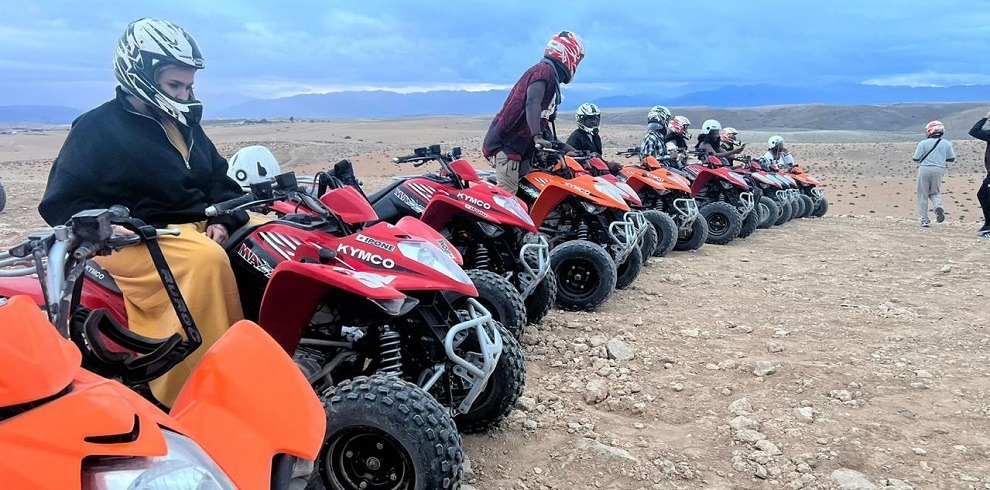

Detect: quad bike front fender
[258, 260, 407, 353]
[171, 320, 326, 487]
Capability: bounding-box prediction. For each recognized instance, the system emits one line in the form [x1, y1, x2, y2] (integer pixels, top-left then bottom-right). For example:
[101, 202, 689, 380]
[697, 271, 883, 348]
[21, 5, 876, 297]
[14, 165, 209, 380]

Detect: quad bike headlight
[492, 194, 533, 225]
[82, 430, 235, 489]
[398, 240, 472, 285]
[592, 180, 626, 205]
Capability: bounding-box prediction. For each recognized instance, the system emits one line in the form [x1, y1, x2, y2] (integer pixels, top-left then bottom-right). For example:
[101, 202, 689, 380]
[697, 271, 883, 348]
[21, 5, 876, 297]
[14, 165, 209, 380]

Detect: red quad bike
[733, 155, 792, 228]
[763, 162, 805, 222]
[675, 152, 755, 245]
[0, 177, 493, 489]
[306, 145, 553, 331]
[517, 145, 645, 302]
[0, 208, 326, 489]
[616, 148, 708, 253]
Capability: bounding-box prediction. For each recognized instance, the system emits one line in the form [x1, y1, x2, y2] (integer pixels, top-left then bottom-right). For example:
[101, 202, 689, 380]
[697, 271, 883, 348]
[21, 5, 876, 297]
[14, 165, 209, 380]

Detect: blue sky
[3, 1, 990, 111]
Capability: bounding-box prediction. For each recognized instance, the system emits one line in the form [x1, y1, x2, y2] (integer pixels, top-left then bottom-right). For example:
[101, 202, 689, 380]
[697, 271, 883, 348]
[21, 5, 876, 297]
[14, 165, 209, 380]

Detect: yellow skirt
[94, 222, 244, 406]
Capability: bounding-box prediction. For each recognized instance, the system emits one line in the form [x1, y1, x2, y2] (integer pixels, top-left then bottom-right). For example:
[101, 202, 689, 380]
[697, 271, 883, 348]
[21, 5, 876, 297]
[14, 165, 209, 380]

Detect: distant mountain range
[3, 83, 990, 124]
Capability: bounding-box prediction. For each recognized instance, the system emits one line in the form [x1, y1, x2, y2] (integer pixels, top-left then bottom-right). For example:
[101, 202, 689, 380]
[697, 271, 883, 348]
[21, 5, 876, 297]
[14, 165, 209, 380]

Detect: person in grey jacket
[913, 120, 956, 227]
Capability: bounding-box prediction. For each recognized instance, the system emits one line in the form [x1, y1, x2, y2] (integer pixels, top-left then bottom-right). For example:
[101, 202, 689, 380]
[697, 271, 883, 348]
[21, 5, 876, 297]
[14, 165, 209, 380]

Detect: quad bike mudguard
[170, 320, 326, 486]
[524, 171, 630, 227]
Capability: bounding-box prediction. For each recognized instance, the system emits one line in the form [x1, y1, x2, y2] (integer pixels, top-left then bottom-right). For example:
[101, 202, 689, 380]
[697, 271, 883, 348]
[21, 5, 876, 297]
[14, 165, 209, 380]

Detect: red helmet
[720, 127, 740, 144]
[925, 120, 944, 138]
[545, 31, 585, 83]
[668, 115, 690, 136]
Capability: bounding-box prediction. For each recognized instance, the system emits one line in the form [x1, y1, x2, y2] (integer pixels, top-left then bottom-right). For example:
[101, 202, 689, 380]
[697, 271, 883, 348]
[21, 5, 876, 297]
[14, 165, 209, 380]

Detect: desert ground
[1, 115, 989, 489]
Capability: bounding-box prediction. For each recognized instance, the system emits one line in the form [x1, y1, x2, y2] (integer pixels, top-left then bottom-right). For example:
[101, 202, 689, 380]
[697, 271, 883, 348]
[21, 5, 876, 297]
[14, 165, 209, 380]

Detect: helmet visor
[579, 115, 600, 128]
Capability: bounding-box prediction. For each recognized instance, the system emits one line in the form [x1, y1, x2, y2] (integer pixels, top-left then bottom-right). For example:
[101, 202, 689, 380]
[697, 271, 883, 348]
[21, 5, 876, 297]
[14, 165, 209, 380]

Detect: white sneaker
[921, 220, 931, 228]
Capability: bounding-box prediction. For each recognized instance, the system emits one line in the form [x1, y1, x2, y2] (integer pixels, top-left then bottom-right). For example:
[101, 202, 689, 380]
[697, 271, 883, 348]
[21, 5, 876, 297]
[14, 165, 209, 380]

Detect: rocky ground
[1, 118, 989, 489]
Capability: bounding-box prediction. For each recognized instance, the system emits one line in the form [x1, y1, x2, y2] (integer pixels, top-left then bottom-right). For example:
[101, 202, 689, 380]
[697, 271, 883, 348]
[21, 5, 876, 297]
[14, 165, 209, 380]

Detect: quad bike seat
[366, 179, 406, 204]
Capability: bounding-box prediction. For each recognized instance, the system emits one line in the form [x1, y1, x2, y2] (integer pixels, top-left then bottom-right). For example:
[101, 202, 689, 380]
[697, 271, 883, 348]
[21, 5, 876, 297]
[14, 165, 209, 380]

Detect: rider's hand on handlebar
[206, 224, 229, 244]
[111, 225, 136, 237]
[533, 136, 553, 149]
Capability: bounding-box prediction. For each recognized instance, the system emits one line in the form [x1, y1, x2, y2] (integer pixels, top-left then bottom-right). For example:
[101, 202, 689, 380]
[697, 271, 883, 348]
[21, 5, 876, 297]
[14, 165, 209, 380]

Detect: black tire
[737, 209, 759, 239]
[701, 202, 742, 245]
[774, 200, 792, 226]
[317, 375, 462, 490]
[465, 269, 527, 340]
[757, 196, 779, 229]
[638, 222, 658, 259]
[674, 217, 708, 251]
[643, 210, 677, 257]
[799, 194, 815, 218]
[0, 181, 6, 213]
[812, 196, 829, 217]
[523, 269, 556, 325]
[614, 247, 643, 290]
[454, 324, 526, 434]
[550, 240, 616, 311]
[791, 195, 806, 219]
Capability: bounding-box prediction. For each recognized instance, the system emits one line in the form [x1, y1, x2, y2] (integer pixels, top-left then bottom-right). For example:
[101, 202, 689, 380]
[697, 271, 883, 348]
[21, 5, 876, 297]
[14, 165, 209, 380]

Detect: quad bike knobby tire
[643, 209, 677, 257]
[637, 223, 658, 260]
[454, 324, 526, 434]
[737, 209, 760, 239]
[523, 269, 556, 325]
[316, 375, 462, 490]
[673, 216, 709, 251]
[757, 196, 779, 229]
[774, 200, 792, 226]
[798, 194, 815, 218]
[812, 197, 829, 217]
[549, 239, 616, 311]
[615, 247, 643, 290]
[701, 202, 742, 245]
[465, 269, 527, 340]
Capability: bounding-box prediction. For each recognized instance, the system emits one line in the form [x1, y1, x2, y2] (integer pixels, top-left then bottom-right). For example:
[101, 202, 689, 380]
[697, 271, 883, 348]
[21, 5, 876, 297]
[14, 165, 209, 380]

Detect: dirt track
[1, 119, 989, 489]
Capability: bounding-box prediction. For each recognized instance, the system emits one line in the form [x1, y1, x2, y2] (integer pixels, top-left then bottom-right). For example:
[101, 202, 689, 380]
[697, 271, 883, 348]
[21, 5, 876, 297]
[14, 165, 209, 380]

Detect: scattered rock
[794, 407, 815, 423]
[728, 397, 753, 415]
[584, 379, 609, 404]
[829, 390, 853, 402]
[516, 396, 537, 412]
[463, 453, 475, 479]
[897, 409, 915, 419]
[911, 447, 926, 456]
[940, 264, 952, 273]
[606, 339, 635, 361]
[830, 468, 877, 489]
[730, 416, 759, 431]
[913, 370, 933, 378]
[735, 429, 767, 443]
[766, 341, 785, 353]
[755, 463, 769, 479]
[575, 437, 640, 463]
[680, 328, 700, 338]
[881, 479, 913, 490]
[753, 360, 777, 376]
[719, 359, 739, 370]
[755, 439, 782, 455]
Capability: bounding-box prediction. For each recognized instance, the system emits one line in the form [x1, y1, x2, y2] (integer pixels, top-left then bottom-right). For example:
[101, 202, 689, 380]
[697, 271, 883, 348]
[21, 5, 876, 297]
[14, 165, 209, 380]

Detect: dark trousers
[979, 174, 990, 227]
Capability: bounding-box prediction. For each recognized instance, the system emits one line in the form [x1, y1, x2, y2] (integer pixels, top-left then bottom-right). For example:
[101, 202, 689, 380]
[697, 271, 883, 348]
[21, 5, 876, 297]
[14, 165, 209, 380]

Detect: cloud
[231, 80, 512, 98]
[863, 72, 990, 88]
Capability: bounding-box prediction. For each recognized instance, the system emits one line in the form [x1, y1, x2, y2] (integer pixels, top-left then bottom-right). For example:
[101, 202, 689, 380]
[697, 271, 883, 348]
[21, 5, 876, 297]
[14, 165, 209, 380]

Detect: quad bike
[0, 207, 325, 489]
[763, 163, 806, 222]
[616, 148, 708, 252]
[0, 180, 476, 489]
[516, 145, 646, 304]
[303, 146, 552, 330]
[564, 152, 666, 258]
[731, 155, 787, 229]
[670, 152, 755, 245]
[785, 164, 828, 217]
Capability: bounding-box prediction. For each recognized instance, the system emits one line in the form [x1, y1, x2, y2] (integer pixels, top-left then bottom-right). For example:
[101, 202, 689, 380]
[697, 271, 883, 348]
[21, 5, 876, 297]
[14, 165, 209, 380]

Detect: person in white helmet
[913, 121, 956, 227]
[566, 102, 603, 154]
[695, 119, 744, 164]
[763, 135, 795, 168]
[38, 18, 246, 407]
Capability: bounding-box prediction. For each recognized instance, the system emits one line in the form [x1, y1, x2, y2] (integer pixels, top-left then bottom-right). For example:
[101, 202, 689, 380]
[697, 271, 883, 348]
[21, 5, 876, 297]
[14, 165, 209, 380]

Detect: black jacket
[968, 118, 990, 174]
[40, 88, 248, 231]
[565, 128, 602, 155]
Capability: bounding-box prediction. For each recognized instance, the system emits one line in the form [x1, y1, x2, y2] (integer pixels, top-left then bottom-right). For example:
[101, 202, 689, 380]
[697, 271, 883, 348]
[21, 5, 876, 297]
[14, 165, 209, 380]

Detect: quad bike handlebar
[393, 144, 463, 166]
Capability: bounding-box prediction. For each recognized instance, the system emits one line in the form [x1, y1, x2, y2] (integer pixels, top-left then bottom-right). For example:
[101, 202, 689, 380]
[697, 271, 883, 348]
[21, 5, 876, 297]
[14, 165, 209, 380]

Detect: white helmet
[114, 18, 205, 127]
[768, 135, 785, 150]
[702, 119, 722, 134]
[576, 102, 601, 133]
[647, 105, 672, 125]
[228, 146, 281, 190]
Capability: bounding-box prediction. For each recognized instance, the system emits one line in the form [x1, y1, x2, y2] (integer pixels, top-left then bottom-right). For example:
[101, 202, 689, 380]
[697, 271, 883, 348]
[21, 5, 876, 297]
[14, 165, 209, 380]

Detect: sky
[3, 0, 990, 111]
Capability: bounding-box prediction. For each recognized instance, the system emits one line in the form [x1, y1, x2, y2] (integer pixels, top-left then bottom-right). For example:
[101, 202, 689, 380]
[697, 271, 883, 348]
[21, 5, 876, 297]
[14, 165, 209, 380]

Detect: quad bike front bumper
[672, 198, 700, 231]
[425, 298, 503, 415]
[810, 187, 825, 203]
[516, 233, 550, 298]
[737, 192, 755, 216]
[607, 211, 646, 264]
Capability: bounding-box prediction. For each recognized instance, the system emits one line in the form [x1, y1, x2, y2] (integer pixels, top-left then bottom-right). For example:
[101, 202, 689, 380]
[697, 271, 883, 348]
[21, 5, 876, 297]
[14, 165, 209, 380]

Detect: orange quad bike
[785, 164, 828, 217]
[0, 211, 325, 488]
[616, 148, 709, 253]
[514, 146, 644, 307]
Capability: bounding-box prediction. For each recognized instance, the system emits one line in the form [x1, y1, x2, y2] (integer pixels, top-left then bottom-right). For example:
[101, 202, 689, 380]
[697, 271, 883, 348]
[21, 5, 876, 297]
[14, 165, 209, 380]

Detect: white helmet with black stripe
[114, 18, 205, 127]
[575, 102, 601, 133]
[228, 146, 281, 190]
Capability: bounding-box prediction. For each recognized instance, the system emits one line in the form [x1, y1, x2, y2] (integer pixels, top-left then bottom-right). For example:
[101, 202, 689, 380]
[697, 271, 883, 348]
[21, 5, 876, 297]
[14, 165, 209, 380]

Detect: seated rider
[641, 105, 673, 160]
[763, 135, 795, 170]
[663, 115, 691, 167]
[566, 102, 622, 174]
[718, 127, 746, 167]
[695, 119, 743, 165]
